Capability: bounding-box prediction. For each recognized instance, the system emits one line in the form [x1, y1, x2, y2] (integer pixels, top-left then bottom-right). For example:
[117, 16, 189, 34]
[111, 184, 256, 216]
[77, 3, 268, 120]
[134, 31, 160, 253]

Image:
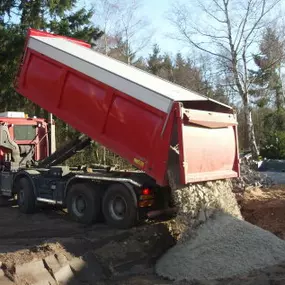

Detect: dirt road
[0, 202, 175, 284]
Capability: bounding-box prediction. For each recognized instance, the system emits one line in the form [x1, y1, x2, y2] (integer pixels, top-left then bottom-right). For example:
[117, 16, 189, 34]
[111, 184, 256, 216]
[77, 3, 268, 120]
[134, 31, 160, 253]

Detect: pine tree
[173, 53, 205, 92]
[146, 44, 164, 75]
[250, 27, 285, 158]
[0, 1, 103, 112]
[250, 27, 284, 111]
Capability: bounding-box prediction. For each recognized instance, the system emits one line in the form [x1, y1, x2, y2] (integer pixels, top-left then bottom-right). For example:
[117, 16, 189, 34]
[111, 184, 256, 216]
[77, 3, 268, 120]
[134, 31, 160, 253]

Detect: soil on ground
[0, 202, 176, 284]
[238, 185, 285, 240]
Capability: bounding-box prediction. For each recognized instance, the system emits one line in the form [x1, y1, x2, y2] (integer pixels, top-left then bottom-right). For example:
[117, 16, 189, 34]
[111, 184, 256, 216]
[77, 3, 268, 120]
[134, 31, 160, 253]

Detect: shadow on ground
[0, 201, 175, 284]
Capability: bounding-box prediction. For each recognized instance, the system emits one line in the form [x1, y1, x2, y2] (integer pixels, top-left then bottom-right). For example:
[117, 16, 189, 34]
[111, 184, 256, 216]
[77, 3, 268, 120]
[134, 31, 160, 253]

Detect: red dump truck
[0, 28, 240, 229]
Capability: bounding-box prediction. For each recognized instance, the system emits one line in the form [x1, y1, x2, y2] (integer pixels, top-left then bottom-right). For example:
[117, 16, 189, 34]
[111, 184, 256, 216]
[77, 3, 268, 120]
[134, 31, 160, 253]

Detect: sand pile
[156, 212, 285, 282]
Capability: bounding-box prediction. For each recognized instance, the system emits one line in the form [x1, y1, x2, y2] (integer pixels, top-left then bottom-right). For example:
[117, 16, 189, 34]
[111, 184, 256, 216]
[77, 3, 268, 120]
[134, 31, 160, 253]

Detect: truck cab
[0, 111, 49, 171]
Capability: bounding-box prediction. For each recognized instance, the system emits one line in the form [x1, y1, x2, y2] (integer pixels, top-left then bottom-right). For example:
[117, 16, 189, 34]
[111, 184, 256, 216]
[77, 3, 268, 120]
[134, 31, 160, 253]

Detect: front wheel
[102, 184, 138, 229]
[17, 177, 36, 214]
[67, 183, 101, 224]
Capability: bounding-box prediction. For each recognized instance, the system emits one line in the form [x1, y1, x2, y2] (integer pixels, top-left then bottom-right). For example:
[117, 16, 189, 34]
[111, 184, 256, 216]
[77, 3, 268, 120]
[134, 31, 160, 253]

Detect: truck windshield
[14, 125, 36, 141]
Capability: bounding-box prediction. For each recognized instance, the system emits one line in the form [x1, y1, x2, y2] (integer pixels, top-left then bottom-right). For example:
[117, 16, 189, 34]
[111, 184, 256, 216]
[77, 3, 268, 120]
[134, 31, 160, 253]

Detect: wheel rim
[109, 195, 127, 221]
[72, 195, 87, 217]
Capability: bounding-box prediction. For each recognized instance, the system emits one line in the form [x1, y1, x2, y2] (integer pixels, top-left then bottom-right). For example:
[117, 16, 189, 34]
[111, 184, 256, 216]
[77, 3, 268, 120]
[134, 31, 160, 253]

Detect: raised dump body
[15, 29, 240, 187]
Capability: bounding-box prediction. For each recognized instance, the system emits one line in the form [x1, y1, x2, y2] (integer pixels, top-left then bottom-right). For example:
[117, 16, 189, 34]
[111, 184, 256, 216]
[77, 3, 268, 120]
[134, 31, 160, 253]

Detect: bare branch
[213, 0, 226, 12]
[234, 0, 252, 51]
[198, 1, 227, 24]
[106, 0, 154, 64]
[192, 26, 229, 40]
[180, 30, 231, 61]
[244, 0, 281, 45]
[167, 1, 231, 61]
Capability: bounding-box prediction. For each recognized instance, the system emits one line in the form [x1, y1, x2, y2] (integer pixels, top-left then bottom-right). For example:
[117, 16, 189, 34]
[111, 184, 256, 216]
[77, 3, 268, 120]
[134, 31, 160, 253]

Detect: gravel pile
[169, 180, 242, 241]
[232, 162, 273, 192]
[156, 212, 285, 282]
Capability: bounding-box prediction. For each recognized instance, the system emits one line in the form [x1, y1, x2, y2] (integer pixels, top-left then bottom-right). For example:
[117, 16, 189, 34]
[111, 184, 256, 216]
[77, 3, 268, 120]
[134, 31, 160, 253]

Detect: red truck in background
[0, 29, 240, 229]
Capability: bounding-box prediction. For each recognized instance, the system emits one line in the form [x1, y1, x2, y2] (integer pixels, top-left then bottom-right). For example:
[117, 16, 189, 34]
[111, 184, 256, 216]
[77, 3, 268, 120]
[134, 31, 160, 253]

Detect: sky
[136, 0, 188, 56]
[6, 0, 285, 61]
[4, 0, 187, 57]
[87, 0, 192, 58]
[87, 0, 285, 60]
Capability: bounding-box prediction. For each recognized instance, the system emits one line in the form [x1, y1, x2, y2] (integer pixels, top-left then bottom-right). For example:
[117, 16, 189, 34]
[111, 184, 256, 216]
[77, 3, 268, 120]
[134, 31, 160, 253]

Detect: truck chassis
[0, 134, 172, 229]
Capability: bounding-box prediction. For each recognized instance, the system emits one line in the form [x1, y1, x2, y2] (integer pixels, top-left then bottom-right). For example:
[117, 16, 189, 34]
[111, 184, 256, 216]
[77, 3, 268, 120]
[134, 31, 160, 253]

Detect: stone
[54, 264, 74, 285]
[0, 277, 14, 285]
[15, 259, 55, 285]
[44, 254, 62, 274]
[0, 269, 13, 285]
[56, 253, 68, 266]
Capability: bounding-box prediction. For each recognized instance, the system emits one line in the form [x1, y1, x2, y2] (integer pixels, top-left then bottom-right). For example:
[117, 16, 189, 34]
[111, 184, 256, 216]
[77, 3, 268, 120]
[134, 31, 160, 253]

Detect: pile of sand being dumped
[156, 212, 285, 282]
[169, 179, 242, 241]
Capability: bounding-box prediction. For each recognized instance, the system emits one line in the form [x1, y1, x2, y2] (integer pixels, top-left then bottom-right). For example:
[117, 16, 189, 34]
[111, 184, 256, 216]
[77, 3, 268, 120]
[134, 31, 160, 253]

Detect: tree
[173, 53, 205, 92]
[146, 44, 164, 75]
[159, 54, 174, 81]
[248, 26, 285, 158]
[0, 0, 102, 118]
[0, 24, 25, 111]
[250, 27, 285, 111]
[93, 0, 120, 55]
[146, 45, 227, 102]
[168, 0, 282, 158]
[110, 0, 153, 65]
[94, 0, 154, 65]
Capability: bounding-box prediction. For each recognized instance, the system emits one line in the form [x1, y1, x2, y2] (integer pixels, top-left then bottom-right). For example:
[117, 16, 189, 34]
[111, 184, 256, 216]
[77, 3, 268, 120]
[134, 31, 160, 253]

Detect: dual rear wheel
[66, 183, 138, 229]
[15, 177, 138, 229]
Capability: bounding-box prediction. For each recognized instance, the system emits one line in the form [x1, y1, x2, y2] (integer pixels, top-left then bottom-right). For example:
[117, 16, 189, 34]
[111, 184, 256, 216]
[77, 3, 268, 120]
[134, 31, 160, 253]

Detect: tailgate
[178, 108, 239, 184]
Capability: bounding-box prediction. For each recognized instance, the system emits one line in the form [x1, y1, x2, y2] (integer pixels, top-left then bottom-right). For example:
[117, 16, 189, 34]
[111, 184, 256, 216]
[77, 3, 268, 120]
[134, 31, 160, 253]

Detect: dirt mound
[0, 243, 66, 268]
[156, 177, 285, 283]
[155, 212, 285, 282]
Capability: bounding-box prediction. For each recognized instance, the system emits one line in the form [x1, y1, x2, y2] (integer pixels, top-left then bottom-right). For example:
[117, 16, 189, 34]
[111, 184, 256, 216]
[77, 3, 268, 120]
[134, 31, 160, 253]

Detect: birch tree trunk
[243, 95, 259, 158]
[168, 0, 281, 159]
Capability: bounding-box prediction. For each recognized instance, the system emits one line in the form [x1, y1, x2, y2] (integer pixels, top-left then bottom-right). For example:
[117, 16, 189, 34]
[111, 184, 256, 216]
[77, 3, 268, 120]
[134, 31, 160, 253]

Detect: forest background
[1, 0, 285, 168]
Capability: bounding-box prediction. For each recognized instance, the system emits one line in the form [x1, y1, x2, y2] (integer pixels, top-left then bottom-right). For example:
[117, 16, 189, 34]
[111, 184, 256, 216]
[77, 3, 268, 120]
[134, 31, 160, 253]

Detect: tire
[102, 184, 138, 229]
[67, 183, 101, 225]
[17, 177, 36, 214]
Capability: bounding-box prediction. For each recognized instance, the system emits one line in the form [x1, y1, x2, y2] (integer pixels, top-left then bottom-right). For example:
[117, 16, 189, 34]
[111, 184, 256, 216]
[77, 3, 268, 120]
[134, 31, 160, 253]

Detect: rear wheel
[17, 177, 36, 214]
[67, 183, 101, 224]
[102, 184, 138, 229]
